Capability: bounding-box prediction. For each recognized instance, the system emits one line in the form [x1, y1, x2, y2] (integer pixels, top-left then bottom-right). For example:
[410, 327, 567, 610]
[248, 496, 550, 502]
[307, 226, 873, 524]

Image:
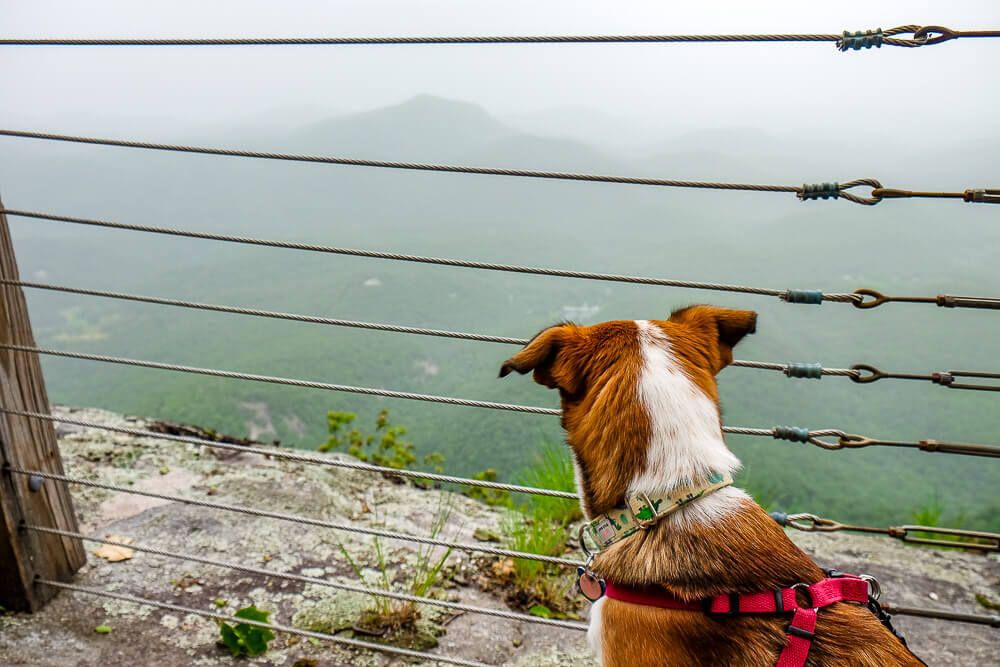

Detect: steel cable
[0, 343, 562, 416]
[0, 407, 578, 499]
[1, 25, 997, 50]
[11, 279, 997, 389]
[3, 131, 977, 207]
[34, 578, 492, 666]
[25, 525, 587, 631]
[0, 344, 861, 446]
[770, 512, 1000, 553]
[878, 602, 1000, 628]
[0, 209, 862, 304]
[5, 345, 994, 457]
[7, 210, 997, 309]
[6, 342, 998, 461]
[6, 467, 582, 567]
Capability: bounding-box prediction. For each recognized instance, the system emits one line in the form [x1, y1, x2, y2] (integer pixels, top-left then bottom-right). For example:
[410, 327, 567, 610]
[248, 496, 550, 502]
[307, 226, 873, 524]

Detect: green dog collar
[582, 472, 734, 553]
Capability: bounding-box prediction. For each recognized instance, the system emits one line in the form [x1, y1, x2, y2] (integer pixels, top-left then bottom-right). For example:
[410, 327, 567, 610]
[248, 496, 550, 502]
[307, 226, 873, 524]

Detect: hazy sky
[2, 1, 998, 146]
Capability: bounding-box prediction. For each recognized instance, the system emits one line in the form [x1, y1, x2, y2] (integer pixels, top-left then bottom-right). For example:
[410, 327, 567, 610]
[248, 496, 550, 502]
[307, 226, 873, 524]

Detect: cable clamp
[784, 363, 823, 379]
[782, 289, 824, 305]
[773, 426, 811, 443]
[838, 28, 883, 51]
[964, 188, 1000, 204]
[798, 182, 840, 200]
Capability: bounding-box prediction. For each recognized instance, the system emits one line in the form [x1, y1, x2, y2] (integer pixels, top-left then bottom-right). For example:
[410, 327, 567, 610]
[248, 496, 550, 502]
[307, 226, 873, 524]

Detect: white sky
[1, 1, 998, 145]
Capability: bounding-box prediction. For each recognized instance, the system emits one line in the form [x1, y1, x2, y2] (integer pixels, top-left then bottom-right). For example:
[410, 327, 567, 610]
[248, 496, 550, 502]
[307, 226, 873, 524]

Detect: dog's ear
[499, 324, 585, 395]
[668, 305, 757, 373]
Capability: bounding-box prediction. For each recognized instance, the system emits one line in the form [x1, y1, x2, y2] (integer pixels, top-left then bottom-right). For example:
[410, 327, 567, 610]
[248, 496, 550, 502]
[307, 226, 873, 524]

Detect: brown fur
[501, 306, 921, 666]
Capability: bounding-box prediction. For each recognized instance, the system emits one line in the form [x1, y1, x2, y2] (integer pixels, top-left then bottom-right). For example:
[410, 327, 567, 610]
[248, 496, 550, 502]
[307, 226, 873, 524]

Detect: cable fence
[6, 211, 999, 311]
[1, 23, 998, 660]
[3, 345, 998, 459]
[2, 25, 998, 51]
[1, 133, 997, 207]
[7, 278, 1000, 390]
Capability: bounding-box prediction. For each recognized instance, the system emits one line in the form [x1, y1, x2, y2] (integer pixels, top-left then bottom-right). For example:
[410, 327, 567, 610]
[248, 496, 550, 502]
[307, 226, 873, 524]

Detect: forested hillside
[2, 96, 998, 529]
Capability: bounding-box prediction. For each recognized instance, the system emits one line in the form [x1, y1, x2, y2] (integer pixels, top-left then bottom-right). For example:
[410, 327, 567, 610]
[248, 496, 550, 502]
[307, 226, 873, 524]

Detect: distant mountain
[286, 95, 516, 161]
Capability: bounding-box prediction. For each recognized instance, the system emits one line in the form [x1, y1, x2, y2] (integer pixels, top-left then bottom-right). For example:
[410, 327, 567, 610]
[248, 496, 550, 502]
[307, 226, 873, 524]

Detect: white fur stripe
[587, 596, 606, 665]
[629, 320, 746, 527]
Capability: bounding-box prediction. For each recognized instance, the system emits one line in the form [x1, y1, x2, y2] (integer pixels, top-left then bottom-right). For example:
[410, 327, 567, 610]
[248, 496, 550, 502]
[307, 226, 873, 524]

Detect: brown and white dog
[500, 306, 921, 666]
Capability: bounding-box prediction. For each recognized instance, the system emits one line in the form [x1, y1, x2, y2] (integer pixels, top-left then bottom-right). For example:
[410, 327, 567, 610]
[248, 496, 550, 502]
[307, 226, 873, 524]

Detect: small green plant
[976, 593, 1000, 612]
[94, 625, 112, 634]
[320, 409, 444, 475]
[337, 495, 456, 638]
[478, 443, 583, 617]
[462, 469, 512, 507]
[218, 605, 276, 657]
[907, 494, 980, 549]
[515, 443, 581, 524]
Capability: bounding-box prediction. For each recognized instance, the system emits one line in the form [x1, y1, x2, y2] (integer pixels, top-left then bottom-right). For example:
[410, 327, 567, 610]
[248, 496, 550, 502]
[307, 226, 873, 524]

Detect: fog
[3, 1, 998, 152]
[0, 2, 997, 527]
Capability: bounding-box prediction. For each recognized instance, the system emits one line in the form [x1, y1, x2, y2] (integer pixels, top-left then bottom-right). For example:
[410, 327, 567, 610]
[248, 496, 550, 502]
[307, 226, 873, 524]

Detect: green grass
[514, 442, 582, 525]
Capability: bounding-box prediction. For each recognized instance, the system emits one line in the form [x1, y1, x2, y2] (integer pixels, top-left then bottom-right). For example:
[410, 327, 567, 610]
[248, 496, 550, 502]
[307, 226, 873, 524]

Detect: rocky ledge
[0, 407, 996, 666]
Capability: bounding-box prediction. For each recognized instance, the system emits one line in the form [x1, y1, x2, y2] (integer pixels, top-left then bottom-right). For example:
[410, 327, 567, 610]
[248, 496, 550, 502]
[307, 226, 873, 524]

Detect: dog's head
[499, 306, 756, 517]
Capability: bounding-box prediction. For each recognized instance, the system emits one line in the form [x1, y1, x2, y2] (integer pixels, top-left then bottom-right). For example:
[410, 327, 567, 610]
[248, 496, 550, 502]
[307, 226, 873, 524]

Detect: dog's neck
[625, 319, 744, 518]
[585, 320, 821, 595]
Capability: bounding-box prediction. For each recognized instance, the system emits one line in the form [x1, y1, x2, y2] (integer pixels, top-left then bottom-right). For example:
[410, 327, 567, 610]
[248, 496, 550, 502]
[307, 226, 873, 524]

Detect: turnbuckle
[964, 188, 1000, 204]
[897, 525, 1000, 552]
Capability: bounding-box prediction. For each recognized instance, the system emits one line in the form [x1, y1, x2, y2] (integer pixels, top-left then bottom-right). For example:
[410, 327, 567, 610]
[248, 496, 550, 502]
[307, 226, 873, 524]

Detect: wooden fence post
[0, 197, 85, 611]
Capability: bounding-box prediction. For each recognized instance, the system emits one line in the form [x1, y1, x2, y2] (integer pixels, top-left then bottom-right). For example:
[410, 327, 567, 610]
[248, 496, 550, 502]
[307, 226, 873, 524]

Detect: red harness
[604, 574, 871, 667]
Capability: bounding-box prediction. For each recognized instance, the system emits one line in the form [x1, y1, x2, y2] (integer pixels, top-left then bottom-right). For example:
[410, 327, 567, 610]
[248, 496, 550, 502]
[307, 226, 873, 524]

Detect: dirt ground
[0, 407, 996, 666]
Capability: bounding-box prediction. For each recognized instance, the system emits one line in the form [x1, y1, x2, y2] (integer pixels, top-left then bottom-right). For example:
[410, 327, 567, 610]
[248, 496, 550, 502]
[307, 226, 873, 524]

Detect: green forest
[3, 96, 998, 530]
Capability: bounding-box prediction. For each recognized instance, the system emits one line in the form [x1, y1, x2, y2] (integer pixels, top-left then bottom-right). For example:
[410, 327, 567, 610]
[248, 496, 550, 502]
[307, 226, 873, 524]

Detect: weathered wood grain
[0, 196, 85, 611]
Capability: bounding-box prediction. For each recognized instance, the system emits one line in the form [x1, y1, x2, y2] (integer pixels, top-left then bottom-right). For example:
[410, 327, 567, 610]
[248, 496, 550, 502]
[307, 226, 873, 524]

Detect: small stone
[928, 592, 939, 601]
[473, 527, 501, 542]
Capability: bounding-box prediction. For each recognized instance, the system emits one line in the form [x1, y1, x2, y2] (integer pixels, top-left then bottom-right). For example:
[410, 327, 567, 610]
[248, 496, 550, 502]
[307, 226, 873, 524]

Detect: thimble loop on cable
[849, 364, 886, 383]
[910, 25, 961, 45]
[835, 433, 876, 449]
[798, 179, 883, 205]
[852, 289, 891, 309]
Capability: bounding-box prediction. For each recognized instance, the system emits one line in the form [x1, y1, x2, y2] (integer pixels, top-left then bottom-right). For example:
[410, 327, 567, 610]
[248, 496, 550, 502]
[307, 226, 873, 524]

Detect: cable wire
[0, 343, 562, 416]
[6, 345, 995, 458]
[5, 131, 993, 207]
[8, 210, 998, 310]
[34, 578, 492, 666]
[769, 512, 1000, 553]
[25, 524, 586, 631]
[0, 344, 860, 447]
[878, 602, 1000, 628]
[9, 279, 999, 391]
[0, 407, 578, 499]
[6, 467, 582, 567]
[0, 278, 530, 346]
[0, 208, 869, 305]
[1, 25, 997, 50]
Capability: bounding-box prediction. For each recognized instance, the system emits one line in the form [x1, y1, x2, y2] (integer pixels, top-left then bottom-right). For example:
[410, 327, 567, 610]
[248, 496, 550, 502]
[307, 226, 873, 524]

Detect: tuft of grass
[906, 494, 992, 551]
[462, 469, 512, 507]
[514, 442, 581, 525]
[337, 495, 456, 637]
[487, 442, 583, 616]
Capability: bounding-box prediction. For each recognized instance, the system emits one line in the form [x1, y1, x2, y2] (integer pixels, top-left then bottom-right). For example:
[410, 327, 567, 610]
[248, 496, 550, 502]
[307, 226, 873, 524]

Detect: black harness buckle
[704, 592, 741, 617]
[786, 624, 816, 641]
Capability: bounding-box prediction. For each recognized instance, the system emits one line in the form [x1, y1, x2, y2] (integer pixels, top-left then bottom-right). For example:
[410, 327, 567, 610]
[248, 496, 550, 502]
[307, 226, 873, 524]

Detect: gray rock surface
[0, 407, 996, 666]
